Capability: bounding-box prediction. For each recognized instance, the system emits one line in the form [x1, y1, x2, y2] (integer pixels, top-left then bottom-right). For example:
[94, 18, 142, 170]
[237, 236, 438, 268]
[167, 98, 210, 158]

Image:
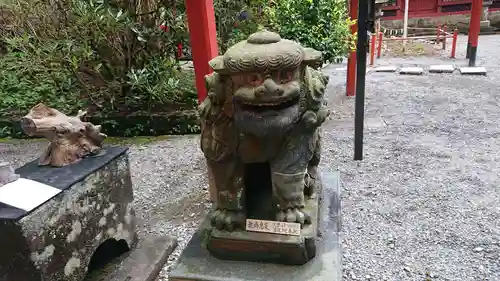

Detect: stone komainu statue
[199, 30, 330, 231]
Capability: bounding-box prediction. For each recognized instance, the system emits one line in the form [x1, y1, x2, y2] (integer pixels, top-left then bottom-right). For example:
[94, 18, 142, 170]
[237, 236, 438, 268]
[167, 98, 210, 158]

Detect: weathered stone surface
[85, 235, 177, 281]
[429, 65, 455, 73]
[200, 30, 330, 242]
[400, 67, 424, 75]
[375, 66, 398, 72]
[169, 171, 341, 281]
[459, 67, 487, 75]
[0, 146, 137, 281]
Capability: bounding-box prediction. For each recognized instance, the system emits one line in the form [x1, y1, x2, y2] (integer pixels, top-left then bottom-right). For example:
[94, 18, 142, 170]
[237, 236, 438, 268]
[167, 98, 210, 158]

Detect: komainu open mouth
[238, 96, 300, 112]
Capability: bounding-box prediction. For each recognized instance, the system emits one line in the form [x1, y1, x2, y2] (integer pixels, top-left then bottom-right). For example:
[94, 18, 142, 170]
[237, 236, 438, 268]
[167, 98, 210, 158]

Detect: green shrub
[0, 38, 85, 118]
[0, 0, 351, 138]
[272, 0, 354, 63]
[213, 0, 353, 63]
[0, 0, 196, 122]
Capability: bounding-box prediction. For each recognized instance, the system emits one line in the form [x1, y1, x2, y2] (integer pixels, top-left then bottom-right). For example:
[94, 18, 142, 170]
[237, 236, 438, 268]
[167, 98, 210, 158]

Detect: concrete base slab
[375, 66, 398, 72]
[459, 67, 487, 75]
[429, 65, 455, 73]
[169, 171, 342, 281]
[400, 67, 424, 75]
[85, 235, 177, 281]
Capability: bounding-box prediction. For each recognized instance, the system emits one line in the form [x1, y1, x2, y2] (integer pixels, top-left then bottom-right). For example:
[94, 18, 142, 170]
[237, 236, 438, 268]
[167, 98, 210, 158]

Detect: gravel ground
[0, 137, 210, 280]
[326, 34, 500, 281]
[1, 34, 500, 281]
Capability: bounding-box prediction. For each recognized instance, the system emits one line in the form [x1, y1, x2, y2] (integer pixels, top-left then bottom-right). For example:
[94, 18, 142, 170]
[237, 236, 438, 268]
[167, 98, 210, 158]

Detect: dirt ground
[382, 39, 442, 57]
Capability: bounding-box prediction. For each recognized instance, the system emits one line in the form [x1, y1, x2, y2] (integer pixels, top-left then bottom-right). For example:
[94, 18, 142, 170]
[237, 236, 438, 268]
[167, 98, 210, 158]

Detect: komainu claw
[210, 208, 246, 231]
[277, 207, 311, 227]
[276, 210, 286, 221]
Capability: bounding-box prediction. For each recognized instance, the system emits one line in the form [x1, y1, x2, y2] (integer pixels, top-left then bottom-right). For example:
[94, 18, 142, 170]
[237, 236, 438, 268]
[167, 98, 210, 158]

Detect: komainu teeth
[241, 95, 297, 107]
[244, 102, 281, 107]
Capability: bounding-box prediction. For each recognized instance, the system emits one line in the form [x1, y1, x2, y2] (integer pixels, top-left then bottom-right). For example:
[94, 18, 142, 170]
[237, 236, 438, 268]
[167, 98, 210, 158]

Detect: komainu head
[205, 30, 328, 137]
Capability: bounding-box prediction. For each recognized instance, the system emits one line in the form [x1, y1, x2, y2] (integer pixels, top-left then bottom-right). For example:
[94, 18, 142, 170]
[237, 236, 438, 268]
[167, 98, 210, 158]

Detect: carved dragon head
[21, 103, 107, 167]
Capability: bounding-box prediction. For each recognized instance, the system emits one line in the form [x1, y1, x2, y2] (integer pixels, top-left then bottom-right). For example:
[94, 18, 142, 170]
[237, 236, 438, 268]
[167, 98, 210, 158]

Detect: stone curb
[459, 67, 488, 75]
[400, 67, 424, 75]
[370, 65, 487, 75]
[429, 65, 455, 73]
[85, 235, 178, 281]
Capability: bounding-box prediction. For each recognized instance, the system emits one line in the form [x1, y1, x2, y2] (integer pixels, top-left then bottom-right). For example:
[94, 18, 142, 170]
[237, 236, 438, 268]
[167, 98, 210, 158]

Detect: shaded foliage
[0, 0, 352, 137]
[0, 0, 196, 123]
[213, 0, 353, 62]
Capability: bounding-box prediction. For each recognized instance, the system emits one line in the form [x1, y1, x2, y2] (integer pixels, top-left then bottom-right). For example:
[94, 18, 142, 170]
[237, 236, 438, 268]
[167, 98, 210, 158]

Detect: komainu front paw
[210, 209, 246, 231]
[276, 207, 312, 227]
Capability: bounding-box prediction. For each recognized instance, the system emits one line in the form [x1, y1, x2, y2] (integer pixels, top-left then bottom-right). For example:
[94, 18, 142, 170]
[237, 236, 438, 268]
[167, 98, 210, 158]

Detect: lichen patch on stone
[95, 231, 103, 242]
[124, 205, 133, 225]
[103, 203, 116, 216]
[66, 220, 82, 243]
[64, 255, 81, 276]
[30, 244, 55, 268]
[114, 223, 130, 241]
[107, 227, 116, 237]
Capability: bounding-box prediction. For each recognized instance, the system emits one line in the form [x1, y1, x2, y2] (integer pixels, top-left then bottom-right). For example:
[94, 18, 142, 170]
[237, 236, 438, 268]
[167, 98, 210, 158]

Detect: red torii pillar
[185, 0, 219, 202]
[467, 0, 483, 67]
[185, 0, 219, 104]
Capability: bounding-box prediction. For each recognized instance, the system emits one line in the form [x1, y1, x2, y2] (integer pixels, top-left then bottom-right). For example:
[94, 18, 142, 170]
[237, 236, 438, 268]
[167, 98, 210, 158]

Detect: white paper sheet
[0, 178, 62, 211]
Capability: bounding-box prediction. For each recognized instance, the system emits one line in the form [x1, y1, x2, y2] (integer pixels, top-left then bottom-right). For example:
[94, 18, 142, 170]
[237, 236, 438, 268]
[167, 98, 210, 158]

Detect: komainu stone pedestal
[169, 171, 341, 281]
[206, 187, 321, 266]
[0, 146, 137, 281]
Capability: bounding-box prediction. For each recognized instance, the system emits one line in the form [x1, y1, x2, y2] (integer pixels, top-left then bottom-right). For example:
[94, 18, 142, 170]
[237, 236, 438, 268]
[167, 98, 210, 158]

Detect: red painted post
[469, 0, 483, 66]
[369, 34, 376, 66]
[177, 43, 183, 59]
[185, 0, 219, 104]
[451, 29, 458, 58]
[346, 0, 358, 96]
[377, 32, 383, 58]
[442, 25, 447, 50]
[467, 0, 477, 58]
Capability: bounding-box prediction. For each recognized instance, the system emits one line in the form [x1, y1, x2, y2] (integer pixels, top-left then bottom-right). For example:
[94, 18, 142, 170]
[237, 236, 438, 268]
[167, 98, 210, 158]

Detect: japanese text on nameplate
[245, 219, 301, 236]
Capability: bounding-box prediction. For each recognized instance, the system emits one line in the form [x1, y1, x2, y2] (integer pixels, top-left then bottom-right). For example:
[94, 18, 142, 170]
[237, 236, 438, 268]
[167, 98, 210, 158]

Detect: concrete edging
[371, 65, 487, 75]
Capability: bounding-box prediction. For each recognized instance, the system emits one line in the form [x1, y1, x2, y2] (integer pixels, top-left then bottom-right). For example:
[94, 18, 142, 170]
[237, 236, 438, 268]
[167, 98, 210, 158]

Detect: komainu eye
[231, 75, 244, 86]
[247, 73, 263, 86]
[279, 70, 293, 84]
